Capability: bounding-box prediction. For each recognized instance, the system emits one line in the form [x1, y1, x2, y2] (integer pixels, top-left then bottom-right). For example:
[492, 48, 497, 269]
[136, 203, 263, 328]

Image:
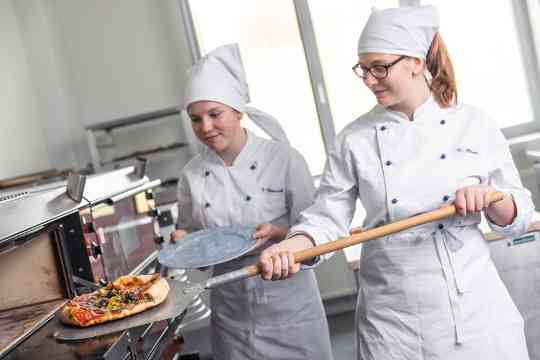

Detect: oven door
[0, 223, 75, 358]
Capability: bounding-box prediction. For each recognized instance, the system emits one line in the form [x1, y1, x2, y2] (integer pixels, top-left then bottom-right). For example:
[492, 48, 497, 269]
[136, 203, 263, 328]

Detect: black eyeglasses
[352, 56, 407, 80]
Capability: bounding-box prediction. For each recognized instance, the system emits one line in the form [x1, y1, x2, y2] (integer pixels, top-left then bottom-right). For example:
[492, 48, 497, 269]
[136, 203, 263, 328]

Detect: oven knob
[91, 242, 102, 258]
[149, 208, 161, 217]
[154, 235, 165, 245]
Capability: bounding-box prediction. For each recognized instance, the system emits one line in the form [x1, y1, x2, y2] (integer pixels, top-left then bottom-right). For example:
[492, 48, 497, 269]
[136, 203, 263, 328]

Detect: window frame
[179, 0, 540, 162]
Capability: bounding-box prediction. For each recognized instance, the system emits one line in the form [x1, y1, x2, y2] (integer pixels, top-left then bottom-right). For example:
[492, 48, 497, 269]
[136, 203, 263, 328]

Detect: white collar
[376, 95, 444, 124]
[203, 129, 260, 168]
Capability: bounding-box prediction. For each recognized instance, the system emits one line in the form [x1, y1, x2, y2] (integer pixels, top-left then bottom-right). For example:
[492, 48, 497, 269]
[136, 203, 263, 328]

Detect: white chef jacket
[177, 130, 334, 360]
[291, 96, 534, 359]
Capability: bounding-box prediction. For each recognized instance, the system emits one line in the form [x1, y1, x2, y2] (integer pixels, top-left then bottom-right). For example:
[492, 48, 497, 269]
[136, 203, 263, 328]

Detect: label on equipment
[512, 233, 537, 246]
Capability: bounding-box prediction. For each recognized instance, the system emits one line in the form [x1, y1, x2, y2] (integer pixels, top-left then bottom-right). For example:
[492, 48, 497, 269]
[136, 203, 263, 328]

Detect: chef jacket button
[385, 160, 392, 166]
[246, 196, 251, 201]
[440, 153, 446, 159]
[443, 195, 450, 202]
[250, 164, 256, 170]
[380, 125, 387, 131]
[440, 119, 446, 125]
[204, 202, 211, 208]
[205, 171, 210, 177]
[438, 223, 444, 230]
[391, 198, 398, 204]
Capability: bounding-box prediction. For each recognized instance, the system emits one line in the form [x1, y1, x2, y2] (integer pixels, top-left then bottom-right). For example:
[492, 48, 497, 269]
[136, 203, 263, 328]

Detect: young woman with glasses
[259, 5, 533, 360]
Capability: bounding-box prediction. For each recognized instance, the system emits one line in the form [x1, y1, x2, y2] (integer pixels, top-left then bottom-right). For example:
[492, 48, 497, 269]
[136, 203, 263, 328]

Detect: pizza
[59, 273, 170, 327]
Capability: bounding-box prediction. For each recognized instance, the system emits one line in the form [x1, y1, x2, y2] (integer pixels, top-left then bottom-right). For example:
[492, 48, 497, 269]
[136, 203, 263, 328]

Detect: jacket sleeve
[285, 148, 316, 226]
[484, 117, 534, 237]
[288, 135, 359, 261]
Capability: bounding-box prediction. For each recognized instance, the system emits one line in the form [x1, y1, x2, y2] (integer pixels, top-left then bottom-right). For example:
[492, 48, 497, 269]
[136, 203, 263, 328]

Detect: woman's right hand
[170, 229, 188, 243]
[258, 234, 315, 280]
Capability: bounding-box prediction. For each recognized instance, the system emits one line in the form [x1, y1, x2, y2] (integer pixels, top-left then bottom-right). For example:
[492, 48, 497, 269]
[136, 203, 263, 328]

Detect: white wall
[0, 1, 52, 178]
[12, 0, 83, 171]
[52, 0, 190, 127]
[1, 0, 193, 179]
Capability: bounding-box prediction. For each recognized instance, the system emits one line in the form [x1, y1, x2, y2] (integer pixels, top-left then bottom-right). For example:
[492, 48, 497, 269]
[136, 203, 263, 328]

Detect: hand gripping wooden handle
[241, 191, 506, 277]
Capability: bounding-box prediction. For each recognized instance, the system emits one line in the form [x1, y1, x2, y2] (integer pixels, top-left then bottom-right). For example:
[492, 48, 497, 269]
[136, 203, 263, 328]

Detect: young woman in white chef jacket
[259, 6, 534, 360]
[170, 44, 333, 360]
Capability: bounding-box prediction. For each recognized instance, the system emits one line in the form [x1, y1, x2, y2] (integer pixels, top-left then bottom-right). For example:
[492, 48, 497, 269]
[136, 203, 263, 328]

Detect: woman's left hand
[253, 223, 275, 248]
[253, 223, 288, 248]
[453, 184, 496, 216]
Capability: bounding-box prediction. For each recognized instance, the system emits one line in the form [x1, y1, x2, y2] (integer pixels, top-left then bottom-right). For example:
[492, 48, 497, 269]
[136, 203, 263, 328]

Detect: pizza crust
[59, 276, 170, 327]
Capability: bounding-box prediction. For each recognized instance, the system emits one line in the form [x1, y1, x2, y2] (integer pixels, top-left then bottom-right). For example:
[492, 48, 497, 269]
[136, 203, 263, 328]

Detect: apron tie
[433, 227, 465, 344]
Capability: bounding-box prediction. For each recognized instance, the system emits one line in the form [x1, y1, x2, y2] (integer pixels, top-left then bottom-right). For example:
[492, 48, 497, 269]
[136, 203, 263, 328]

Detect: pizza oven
[0, 166, 188, 360]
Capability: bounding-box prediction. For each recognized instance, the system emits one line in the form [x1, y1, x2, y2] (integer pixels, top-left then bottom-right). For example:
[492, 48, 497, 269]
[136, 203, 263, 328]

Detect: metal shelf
[86, 107, 183, 172]
[86, 107, 180, 132]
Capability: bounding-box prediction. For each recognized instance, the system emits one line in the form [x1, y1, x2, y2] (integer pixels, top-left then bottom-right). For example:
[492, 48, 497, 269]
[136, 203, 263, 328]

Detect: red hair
[426, 32, 457, 108]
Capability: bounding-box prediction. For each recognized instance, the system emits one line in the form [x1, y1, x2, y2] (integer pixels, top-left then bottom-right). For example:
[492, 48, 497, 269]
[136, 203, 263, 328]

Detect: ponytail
[426, 32, 457, 108]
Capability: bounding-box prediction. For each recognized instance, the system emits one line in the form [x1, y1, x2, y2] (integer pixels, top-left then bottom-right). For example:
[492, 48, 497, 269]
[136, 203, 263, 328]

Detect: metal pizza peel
[54, 266, 269, 341]
[54, 192, 505, 341]
[53, 279, 196, 341]
[158, 225, 257, 269]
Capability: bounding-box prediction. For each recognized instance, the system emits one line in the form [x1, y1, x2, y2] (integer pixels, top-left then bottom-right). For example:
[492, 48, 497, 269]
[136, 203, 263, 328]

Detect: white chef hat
[357, 5, 439, 60]
[183, 43, 289, 143]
